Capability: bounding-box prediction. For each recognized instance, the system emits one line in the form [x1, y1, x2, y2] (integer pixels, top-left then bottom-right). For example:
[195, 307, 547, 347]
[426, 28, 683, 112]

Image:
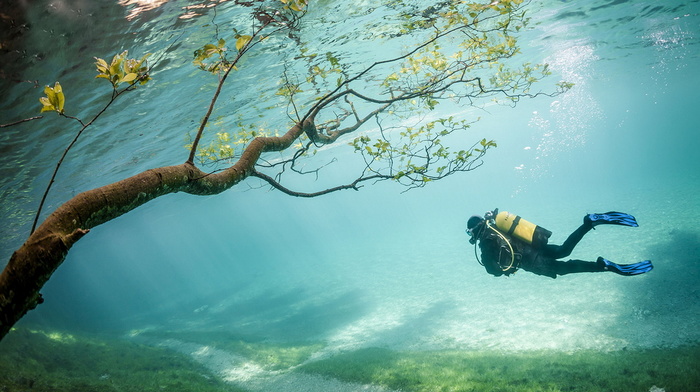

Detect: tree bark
[0, 120, 306, 340]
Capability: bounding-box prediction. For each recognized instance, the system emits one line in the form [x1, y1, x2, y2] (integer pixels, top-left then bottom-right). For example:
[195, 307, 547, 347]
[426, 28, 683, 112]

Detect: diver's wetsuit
[477, 221, 605, 278]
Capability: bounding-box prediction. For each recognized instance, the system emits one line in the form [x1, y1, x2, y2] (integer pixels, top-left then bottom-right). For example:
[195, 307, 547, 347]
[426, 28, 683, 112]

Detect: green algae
[5, 326, 698, 392]
[0, 327, 245, 392]
[298, 345, 700, 392]
[142, 330, 325, 371]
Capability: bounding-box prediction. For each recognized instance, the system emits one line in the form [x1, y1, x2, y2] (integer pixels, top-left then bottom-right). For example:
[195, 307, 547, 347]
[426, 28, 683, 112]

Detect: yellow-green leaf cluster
[475, 138, 497, 153]
[276, 83, 303, 97]
[196, 132, 235, 163]
[194, 39, 234, 74]
[381, 44, 450, 91]
[350, 115, 493, 186]
[280, 0, 307, 12]
[467, 0, 524, 15]
[305, 53, 344, 85]
[95, 50, 151, 88]
[39, 82, 65, 114]
[191, 122, 280, 165]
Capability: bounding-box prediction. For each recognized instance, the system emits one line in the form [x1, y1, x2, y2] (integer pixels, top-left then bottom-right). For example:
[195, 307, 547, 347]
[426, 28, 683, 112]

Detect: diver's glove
[597, 257, 653, 276]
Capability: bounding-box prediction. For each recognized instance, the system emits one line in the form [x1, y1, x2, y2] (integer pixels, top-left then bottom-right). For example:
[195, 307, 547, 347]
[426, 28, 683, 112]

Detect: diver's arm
[478, 234, 505, 277]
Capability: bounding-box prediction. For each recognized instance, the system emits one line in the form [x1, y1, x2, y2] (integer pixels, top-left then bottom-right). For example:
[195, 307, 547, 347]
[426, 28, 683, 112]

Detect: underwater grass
[298, 345, 700, 392]
[141, 330, 325, 371]
[0, 327, 244, 392]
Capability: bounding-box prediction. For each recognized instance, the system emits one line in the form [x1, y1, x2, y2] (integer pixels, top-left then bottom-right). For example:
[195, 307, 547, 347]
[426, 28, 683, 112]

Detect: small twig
[0, 116, 43, 128]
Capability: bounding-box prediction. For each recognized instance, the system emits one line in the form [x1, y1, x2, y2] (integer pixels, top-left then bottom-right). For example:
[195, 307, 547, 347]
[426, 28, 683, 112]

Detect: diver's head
[466, 215, 485, 244]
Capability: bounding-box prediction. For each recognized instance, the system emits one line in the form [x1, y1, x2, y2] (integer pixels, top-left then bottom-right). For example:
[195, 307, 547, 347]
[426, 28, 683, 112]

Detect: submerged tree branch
[0, 0, 570, 341]
[0, 117, 307, 340]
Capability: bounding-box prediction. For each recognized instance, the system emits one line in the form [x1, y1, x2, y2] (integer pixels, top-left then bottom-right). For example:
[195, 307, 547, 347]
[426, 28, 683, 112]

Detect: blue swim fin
[586, 211, 639, 228]
[597, 257, 653, 276]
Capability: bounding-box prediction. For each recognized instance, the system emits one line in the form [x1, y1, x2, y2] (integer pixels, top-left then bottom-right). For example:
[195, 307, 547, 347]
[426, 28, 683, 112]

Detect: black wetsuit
[477, 221, 605, 278]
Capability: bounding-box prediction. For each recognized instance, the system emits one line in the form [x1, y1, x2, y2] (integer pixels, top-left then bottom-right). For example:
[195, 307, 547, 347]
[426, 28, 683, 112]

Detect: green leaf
[122, 73, 138, 83]
[138, 53, 152, 67]
[203, 44, 217, 55]
[326, 52, 340, 67]
[43, 85, 56, 104]
[235, 35, 252, 51]
[290, 0, 306, 12]
[94, 57, 109, 73]
[109, 51, 126, 78]
[54, 81, 65, 112]
[39, 96, 55, 113]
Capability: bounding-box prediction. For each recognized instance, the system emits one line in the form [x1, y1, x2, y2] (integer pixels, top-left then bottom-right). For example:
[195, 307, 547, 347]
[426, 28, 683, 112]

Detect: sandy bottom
[138, 337, 396, 392]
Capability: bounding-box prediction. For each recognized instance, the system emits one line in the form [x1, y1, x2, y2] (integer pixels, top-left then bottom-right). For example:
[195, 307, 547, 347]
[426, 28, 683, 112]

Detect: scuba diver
[466, 209, 653, 278]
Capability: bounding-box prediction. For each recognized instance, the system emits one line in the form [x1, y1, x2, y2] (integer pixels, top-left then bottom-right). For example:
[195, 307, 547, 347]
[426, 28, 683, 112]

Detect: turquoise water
[1, 0, 699, 390]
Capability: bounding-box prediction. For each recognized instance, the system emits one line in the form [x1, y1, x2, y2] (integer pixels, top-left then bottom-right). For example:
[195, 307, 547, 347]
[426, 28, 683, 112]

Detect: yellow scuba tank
[494, 211, 552, 248]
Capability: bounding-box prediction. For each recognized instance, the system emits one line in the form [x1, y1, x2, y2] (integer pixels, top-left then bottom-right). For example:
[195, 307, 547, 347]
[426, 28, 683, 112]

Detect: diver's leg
[552, 259, 605, 276]
[542, 222, 592, 259]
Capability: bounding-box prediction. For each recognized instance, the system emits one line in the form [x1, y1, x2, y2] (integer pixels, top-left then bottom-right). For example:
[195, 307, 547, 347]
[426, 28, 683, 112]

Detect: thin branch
[0, 116, 43, 128]
[250, 169, 389, 197]
[186, 43, 254, 164]
[304, 101, 392, 145]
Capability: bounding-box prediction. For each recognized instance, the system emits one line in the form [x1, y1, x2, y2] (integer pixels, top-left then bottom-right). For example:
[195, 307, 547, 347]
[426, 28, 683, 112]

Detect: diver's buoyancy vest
[494, 211, 552, 248]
